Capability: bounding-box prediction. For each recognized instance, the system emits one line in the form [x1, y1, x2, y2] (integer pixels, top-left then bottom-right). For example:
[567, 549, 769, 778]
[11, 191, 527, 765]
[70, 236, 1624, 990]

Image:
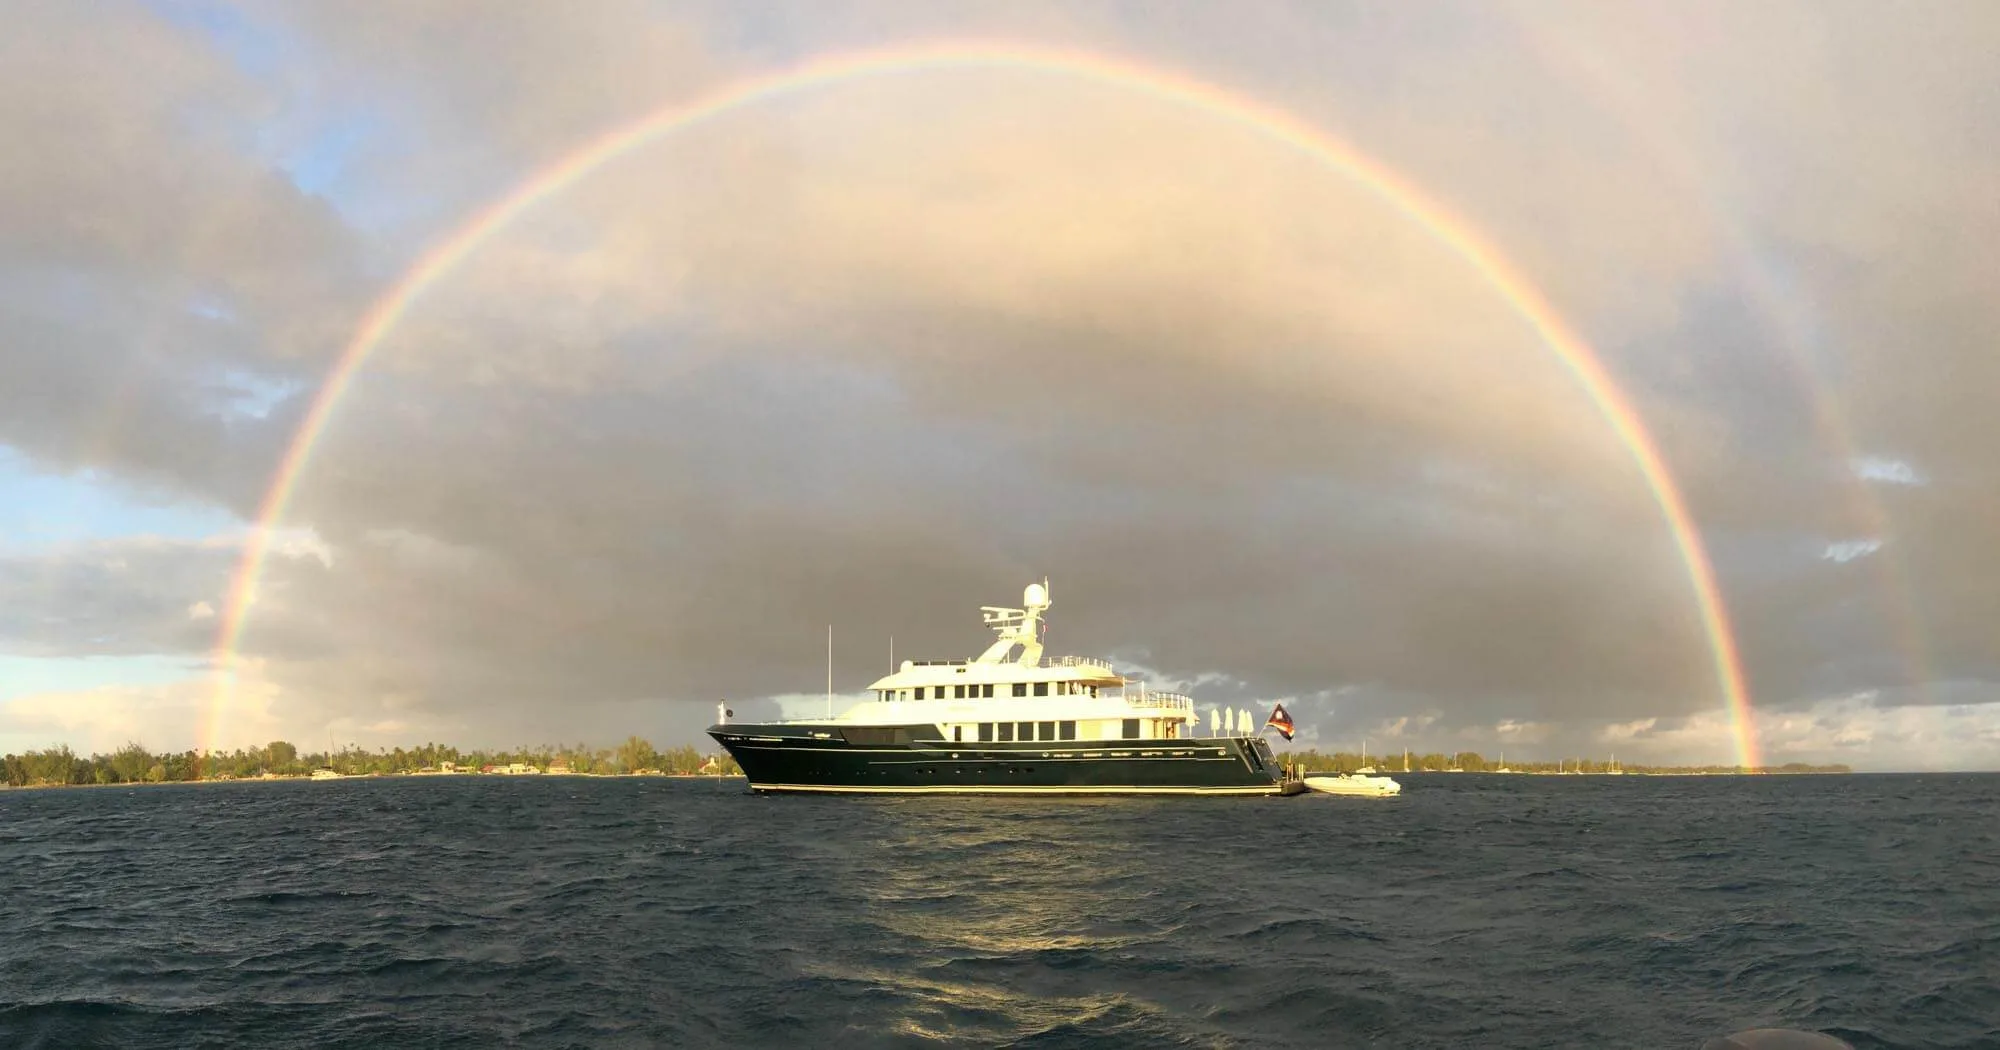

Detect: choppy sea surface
[0, 773, 1993, 1049]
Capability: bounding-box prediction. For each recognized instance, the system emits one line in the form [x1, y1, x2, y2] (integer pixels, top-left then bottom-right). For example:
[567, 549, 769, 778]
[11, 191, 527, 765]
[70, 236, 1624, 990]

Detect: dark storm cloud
[0, 0, 368, 512]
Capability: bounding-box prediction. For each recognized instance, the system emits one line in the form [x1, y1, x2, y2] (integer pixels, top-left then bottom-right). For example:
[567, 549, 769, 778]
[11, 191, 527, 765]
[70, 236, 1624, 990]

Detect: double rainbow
[207, 42, 1760, 767]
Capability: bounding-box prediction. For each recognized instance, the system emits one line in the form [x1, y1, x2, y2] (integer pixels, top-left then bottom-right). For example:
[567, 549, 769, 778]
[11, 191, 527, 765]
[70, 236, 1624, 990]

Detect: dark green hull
[708, 723, 1286, 795]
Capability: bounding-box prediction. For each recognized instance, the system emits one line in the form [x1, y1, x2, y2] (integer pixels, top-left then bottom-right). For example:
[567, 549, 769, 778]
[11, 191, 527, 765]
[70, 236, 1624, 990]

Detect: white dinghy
[1303, 773, 1402, 797]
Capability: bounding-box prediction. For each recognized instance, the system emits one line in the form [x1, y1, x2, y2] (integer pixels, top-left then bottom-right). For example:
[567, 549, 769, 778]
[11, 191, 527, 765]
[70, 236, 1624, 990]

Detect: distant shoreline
[19, 771, 2000, 793]
[0, 772, 750, 792]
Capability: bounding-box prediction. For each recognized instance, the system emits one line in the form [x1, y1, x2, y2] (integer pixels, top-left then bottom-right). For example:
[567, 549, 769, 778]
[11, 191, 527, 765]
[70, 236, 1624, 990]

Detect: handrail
[1041, 655, 1114, 669]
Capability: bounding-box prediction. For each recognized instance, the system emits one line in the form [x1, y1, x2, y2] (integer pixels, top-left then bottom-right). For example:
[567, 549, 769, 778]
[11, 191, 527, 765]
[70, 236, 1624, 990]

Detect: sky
[2, 0, 1997, 769]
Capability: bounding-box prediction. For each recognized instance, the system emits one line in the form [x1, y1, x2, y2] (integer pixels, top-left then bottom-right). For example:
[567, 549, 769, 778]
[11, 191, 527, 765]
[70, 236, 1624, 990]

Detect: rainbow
[207, 42, 1761, 767]
[1513, 13, 1931, 711]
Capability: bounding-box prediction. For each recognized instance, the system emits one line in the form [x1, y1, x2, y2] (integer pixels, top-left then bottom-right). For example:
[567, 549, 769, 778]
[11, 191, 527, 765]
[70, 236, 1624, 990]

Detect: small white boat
[1304, 773, 1402, 797]
[309, 767, 343, 780]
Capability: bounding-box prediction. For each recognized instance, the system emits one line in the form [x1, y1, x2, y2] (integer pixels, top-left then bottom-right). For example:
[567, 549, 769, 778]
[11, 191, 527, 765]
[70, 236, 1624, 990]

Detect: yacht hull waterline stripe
[746, 783, 1286, 795]
[208, 42, 1757, 767]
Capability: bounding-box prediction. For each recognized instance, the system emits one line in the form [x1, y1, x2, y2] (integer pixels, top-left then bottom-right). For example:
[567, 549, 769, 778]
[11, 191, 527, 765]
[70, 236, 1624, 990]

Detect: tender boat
[1303, 773, 1402, 797]
[708, 581, 1292, 795]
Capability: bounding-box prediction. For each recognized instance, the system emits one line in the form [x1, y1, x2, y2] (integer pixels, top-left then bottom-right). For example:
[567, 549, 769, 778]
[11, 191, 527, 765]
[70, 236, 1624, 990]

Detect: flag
[1265, 703, 1295, 741]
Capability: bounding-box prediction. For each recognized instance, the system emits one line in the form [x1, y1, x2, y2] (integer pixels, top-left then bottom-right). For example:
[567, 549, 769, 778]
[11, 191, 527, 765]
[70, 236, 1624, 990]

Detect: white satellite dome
[1024, 582, 1048, 607]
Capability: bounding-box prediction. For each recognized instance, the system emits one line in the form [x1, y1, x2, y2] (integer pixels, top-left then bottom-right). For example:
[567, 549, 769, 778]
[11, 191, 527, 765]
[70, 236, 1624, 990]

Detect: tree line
[1, 736, 741, 788]
[1273, 748, 1851, 775]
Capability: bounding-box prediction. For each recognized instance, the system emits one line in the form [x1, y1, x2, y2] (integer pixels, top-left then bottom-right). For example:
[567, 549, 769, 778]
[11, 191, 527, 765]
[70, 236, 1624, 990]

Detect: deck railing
[1042, 655, 1113, 670]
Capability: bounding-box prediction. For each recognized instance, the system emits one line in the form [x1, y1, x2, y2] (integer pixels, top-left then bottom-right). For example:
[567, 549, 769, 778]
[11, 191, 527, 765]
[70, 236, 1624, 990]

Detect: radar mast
[974, 579, 1050, 665]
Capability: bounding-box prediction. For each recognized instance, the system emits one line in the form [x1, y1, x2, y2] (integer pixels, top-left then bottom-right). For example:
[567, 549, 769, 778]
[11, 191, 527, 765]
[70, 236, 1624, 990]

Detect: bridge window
[1013, 683, 1027, 697]
[978, 723, 994, 742]
[982, 684, 994, 697]
[1059, 721, 1077, 740]
[1033, 682, 1048, 696]
[954, 685, 965, 698]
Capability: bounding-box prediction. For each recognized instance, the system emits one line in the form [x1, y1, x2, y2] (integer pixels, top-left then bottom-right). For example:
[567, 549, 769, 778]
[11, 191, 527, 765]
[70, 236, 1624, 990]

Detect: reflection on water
[0, 775, 1990, 1048]
[802, 798, 1200, 1043]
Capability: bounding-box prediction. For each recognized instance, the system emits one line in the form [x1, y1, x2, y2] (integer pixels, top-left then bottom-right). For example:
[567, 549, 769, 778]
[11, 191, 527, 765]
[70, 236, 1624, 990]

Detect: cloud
[0, 536, 236, 658]
[1822, 539, 1882, 564]
[2, 1, 1998, 766]
[0, 1, 367, 514]
[0, 668, 277, 756]
[1852, 457, 1924, 486]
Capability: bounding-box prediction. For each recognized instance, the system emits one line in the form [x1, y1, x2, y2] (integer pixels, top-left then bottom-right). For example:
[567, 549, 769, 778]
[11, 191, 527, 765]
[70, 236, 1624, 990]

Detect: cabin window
[954, 685, 965, 699]
[1059, 720, 1077, 740]
[1122, 718, 1141, 739]
[998, 722, 1015, 742]
[954, 726, 963, 742]
[1033, 682, 1048, 696]
[979, 723, 994, 742]
[982, 683, 994, 697]
[1013, 683, 1027, 697]
[1038, 721, 1055, 741]
[1017, 721, 1033, 741]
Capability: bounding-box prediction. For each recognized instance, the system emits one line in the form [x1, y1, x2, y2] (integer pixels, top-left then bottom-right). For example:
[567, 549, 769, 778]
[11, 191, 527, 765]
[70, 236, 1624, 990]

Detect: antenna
[826, 624, 833, 718]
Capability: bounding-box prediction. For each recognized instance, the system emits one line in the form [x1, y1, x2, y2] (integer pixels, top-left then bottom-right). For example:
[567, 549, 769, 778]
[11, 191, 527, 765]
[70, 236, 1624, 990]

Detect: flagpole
[826, 624, 833, 718]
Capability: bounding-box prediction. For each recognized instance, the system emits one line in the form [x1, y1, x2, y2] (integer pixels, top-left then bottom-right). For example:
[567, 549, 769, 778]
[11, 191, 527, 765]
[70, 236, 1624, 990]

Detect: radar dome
[1024, 583, 1048, 606]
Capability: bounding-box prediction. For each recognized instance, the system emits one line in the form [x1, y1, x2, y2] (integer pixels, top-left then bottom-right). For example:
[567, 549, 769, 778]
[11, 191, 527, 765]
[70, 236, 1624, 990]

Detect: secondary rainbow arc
[206, 41, 1761, 768]
[1511, 14, 1930, 713]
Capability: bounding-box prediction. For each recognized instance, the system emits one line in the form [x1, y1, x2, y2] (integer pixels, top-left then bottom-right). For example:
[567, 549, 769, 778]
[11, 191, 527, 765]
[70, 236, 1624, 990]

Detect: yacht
[708, 581, 1292, 795]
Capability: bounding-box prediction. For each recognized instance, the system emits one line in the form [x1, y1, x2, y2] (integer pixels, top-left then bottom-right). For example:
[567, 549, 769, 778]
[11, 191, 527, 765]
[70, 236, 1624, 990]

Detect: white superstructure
[780, 581, 1199, 745]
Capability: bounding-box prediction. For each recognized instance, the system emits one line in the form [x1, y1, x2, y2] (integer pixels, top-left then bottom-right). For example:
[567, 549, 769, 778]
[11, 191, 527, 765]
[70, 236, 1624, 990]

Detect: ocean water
[0, 774, 1992, 1049]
